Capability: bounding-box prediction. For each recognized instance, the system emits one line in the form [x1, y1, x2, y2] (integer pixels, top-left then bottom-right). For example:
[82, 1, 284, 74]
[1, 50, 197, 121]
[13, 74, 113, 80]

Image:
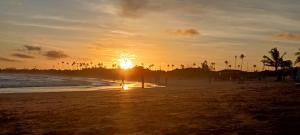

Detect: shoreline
[0, 80, 163, 94]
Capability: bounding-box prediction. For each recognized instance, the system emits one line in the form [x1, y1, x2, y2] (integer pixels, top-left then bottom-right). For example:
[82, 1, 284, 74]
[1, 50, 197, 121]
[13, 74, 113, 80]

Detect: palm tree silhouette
[180, 64, 185, 69]
[79, 63, 83, 69]
[71, 61, 76, 70]
[253, 64, 257, 72]
[112, 64, 116, 69]
[261, 48, 293, 81]
[295, 48, 300, 65]
[224, 60, 229, 69]
[228, 64, 232, 70]
[240, 54, 245, 71]
[201, 60, 210, 71]
[149, 64, 154, 70]
[210, 62, 216, 71]
[193, 63, 196, 68]
[66, 62, 69, 69]
[234, 55, 237, 69]
[61, 61, 65, 70]
[76, 63, 79, 70]
[261, 48, 286, 72]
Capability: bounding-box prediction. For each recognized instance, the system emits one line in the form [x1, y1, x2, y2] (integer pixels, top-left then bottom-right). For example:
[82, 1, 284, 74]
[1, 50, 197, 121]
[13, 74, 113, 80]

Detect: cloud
[11, 53, 35, 59]
[14, 46, 69, 60]
[90, 42, 135, 50]
[166, 28, 200, 36]
[32, 15, 86, 24]
[1, 20, 84, 31]
[43, 51, 69, 60]
[0, 57, 21, 62]
[111, 30, 136, 36]
[117, 0, 203, 18]
[23, 45, 42, 52]
[274, 33, 300, 41]
[119, 0, 149, 18]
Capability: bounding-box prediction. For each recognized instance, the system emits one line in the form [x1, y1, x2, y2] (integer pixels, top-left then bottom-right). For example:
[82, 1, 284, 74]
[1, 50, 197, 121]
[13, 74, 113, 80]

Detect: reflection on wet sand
[0, 80, 164, 94]
[122, 84, 129, 91]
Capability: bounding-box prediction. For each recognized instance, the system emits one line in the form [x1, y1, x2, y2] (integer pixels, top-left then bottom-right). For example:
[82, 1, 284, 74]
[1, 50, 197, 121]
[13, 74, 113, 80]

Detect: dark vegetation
[0, 66, 299, 83]
[0, 47, 299, 82]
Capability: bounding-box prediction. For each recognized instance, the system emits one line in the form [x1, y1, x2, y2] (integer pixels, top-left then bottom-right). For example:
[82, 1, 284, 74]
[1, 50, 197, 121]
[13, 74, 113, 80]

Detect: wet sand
[0, 80, 300, 135]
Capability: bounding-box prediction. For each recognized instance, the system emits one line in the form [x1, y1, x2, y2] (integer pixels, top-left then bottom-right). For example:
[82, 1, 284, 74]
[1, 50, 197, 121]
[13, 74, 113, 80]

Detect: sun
[120, 59, 133, 69]
[118, 53, 134, 70]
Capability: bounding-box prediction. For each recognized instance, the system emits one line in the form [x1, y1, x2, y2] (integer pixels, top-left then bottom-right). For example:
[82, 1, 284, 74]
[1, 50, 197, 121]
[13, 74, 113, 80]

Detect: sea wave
[0, 73, 111, 88]
[0, 73, 163, 93]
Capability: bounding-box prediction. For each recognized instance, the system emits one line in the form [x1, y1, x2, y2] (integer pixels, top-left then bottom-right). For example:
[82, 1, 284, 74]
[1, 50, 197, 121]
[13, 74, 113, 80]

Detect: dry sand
[0, 80, 300, 135]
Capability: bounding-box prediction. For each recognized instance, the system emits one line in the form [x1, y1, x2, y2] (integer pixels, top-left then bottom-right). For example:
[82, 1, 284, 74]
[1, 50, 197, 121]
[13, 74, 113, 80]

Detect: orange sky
[0, 0, 299, 70]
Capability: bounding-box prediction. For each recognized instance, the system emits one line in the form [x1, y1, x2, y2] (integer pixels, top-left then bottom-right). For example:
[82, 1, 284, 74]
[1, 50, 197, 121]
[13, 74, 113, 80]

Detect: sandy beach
[1, 0, 300, 134]
[0, 80, 299, 135]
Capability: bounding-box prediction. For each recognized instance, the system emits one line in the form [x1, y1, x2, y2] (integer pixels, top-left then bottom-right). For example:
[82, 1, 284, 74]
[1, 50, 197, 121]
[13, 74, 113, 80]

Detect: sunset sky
[0, 0, 299, 70]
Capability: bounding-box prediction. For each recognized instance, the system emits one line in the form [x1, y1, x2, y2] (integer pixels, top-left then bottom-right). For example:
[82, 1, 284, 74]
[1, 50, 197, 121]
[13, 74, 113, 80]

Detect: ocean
[0, 73, 161, 93]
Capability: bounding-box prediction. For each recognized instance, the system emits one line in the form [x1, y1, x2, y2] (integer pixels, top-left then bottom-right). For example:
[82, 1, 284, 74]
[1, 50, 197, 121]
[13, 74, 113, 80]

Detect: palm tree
[295, 48, 300, 65]
[261, 48, 286, 72]
[79, 63, 83, 69]
[234, 55, 237, 69]
[224, 60, 229, 69]
[253, 64, 257, 72]
[112, 64, 117, 69]
[228, 65, 232, 69]
[193, 63, 197, 68]
[210, 62, 216, 71]
[171, 64, 175, 70]
[261, 48, 293, 81]
[70, 61, 75, 70]
[240, 54, 245, 71]
[201, 60, 210, 71]
[180, 64, 185, 69]
[66, 62, 70, 69]
[149, 64, 154, 70]
[61, 61, 65, 70]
